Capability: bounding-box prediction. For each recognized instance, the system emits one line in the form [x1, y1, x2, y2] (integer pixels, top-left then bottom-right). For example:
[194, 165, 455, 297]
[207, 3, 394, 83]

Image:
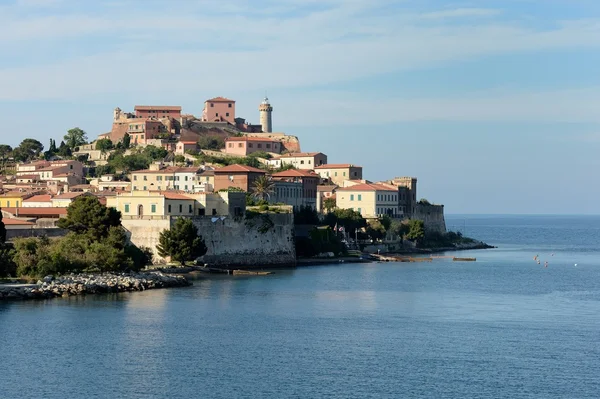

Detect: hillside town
[0, 95, 448, 264]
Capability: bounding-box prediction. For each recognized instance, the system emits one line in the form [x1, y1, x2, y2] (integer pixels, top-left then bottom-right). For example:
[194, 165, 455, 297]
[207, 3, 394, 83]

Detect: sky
[0, 0, 599, 214]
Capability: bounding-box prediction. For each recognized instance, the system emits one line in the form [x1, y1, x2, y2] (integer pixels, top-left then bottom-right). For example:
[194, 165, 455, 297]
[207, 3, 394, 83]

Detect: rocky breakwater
[0, 272, 191, 301]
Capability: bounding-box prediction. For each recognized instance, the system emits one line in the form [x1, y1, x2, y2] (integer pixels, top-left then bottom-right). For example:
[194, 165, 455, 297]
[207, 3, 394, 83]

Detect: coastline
[0, 271, 191, 301]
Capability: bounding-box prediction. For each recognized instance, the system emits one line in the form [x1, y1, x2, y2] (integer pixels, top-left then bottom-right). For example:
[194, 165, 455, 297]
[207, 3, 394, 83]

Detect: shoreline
[0, 271, 191, 301]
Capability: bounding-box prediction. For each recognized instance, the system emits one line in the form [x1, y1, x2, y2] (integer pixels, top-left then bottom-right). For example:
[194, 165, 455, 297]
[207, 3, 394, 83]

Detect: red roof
[315, 164, 361, 169]
[135, 105, 182, 111]
[180, 141, 197, 145]
[206, 97, 235, 103]
[23, 194, 53, 202]
[17, 174, 40, 180]
[214, 164, 266, 174]
[317, 185, 338, 192]
[1, 207, 67, 217]
[225, 136, 278, 143]
[2, 217, 35, 226]
[337, 183, 397, 192]
[53, 192, 86, 200]
[162, 192, 193, 200]
[272, 170, 319, 178]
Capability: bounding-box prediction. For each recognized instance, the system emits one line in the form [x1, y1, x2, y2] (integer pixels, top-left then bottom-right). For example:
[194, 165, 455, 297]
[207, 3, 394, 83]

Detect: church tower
[259, 97, 273, 133]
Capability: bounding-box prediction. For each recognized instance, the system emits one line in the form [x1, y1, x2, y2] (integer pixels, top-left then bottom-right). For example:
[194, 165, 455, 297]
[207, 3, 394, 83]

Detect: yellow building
[0, 192, 32, 208]
[279, 152, 328, 170]
[106, 191, 245, 218]
[130, 164, 203, 192]
[314, 164, 363, 186]
[336, 183, 399, 219]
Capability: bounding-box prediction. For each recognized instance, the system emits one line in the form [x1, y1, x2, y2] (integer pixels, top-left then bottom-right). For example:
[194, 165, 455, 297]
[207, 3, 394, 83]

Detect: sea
[1, 215, 599, 398]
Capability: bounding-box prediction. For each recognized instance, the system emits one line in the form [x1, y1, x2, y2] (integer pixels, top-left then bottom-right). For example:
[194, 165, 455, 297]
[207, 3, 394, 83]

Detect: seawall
[122, 213, 296, 268]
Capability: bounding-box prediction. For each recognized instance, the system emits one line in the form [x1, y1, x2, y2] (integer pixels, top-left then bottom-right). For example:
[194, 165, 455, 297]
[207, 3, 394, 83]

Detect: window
[143, 176, 147, 181]
[358, 208, 361, 213]
[179, 204, 183, 213]
[248, 143, 253, 148]
[353, 172, 357, 177]
[185, 185, 188, 190]
[266, 144, 271, 149]
[229, 143, 233, 148]
[134, 176, 137, 181]
[226, 113, 230, 117]
[257, 144, 262, 148]
[184, 176, 188, 181]
[168, 205, 172, 213]
[143, 186, 147, 190]
[228, 103, 232, 108]
[133, 186, 137, 190]
[151, 204, 156, 213]
[210, 103, 214, 107]
[343, 172, 346, 176]
[125, 204, 130, 213]
[238, 143, 243, 148]
[335, 172, 338, 176]
[141, 135, 144, 139]
[6, 201, 9, 207]
[212, 209, 217, 215]
[301, 160, 304, 164]
[188, 204, 193, 213]
[358, 194, 362, 201]
[350, 194, 354, 201]
[198, 208, 205, 216]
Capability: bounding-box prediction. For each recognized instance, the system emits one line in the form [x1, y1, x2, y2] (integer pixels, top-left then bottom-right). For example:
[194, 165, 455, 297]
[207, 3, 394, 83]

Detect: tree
[57, 141, 72, 158]
[157, 218, 207, 265]
[142, 145, 168, 161]
[379, 215, 392, 231]
[64, 127, 88, 149]
[276, 163, 297, 172]
[174, 155, 186, 164]
[197, 135, 225, 150]
[13, 139, 44, 162]
[95, 138, 114, 153]
[0, 144, 11, 173]
[0, 208, 6, 244]
[405, 219, 425, 243]
[122, 133, 131, 149]
[323, 197, 337, 213]
[294, 206, 321, 225]
[57, 196, 122, 241]
[252, 175, 275, 201]
[324, 208, 366, 233]
[49, 139, 57, 153]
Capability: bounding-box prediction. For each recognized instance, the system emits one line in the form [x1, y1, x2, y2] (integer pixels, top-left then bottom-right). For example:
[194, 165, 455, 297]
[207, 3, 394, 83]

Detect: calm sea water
[1, 215, 600, 398]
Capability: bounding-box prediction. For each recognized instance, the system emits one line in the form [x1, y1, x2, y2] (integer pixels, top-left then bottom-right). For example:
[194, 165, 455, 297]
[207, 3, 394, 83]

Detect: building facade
[272, 169, 319, 209]
[202, 97, 236, 124]
[314, 164, 363, 186]
[336, 183, 400, 219]
[279, 152, 327, 170]
[213, 164, 266, 192]
[134, 105, 182, 119]
[224, 136, 282, 156]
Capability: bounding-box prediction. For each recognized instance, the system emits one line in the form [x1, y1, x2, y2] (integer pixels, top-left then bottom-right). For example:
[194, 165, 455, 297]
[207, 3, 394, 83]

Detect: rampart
[414, 204, 447, 235]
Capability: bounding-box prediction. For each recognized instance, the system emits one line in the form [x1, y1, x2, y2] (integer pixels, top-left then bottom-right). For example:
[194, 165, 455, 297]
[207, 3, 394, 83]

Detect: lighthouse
[259, 97, 273, 133]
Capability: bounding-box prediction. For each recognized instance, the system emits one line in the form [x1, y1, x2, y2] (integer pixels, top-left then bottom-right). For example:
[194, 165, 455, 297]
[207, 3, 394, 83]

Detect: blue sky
[1, 0, 599, 214]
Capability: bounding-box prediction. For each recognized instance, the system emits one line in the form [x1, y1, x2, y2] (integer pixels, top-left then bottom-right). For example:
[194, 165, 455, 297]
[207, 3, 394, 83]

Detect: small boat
[453, 257, 476, 262]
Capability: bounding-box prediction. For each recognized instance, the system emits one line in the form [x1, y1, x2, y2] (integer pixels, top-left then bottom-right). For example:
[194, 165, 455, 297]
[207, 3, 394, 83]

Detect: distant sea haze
[1, 215, 599, 398]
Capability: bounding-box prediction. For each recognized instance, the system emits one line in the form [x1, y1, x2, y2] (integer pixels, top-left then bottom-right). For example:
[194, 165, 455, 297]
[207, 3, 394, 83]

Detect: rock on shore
[0, 272, 192, 301]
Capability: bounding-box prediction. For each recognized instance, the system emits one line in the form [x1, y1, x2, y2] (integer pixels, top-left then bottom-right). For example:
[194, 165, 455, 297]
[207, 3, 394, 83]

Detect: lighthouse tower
[259, 97, 273, 133]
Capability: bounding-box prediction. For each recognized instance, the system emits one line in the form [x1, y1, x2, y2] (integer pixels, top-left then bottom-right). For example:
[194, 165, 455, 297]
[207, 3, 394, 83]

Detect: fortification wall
[191, 213, 296, 267]
[414, 204, 447, 234]
[122, 213, 296, 267]
[6, 228, 67, 240]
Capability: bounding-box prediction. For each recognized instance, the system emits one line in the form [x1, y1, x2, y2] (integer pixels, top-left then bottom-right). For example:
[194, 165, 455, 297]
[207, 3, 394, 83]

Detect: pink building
[128, 120, 164, 145]
[175, 141, 198, 155]
[134, 105, 182, 119]
[224, 136, 282, 156]
[202, 97, 236, 124]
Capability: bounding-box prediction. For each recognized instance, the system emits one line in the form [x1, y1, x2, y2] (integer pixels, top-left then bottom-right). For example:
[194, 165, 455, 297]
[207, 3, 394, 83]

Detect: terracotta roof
[135, 105, 182, 111]
[23, 194, 53, 202]
[2, 217, 35, 226]
[315, 164, 361, 169]
[272, 170, 319, 178]
[214, 164, 266, 174]
[1, 207, 67, 217]
[225, 136, 278, 142]
[53, 192, 86, 200]
[162, 192, 194, 200]
[131, 166, 202, 174]
[17, 174, 40, 179]
[206, 97, 235, 103]
[337, 183, 397, 192]
[179, 141, 197, 145]
[0, 191, 32, 198]
[279, 152, 323, 158]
